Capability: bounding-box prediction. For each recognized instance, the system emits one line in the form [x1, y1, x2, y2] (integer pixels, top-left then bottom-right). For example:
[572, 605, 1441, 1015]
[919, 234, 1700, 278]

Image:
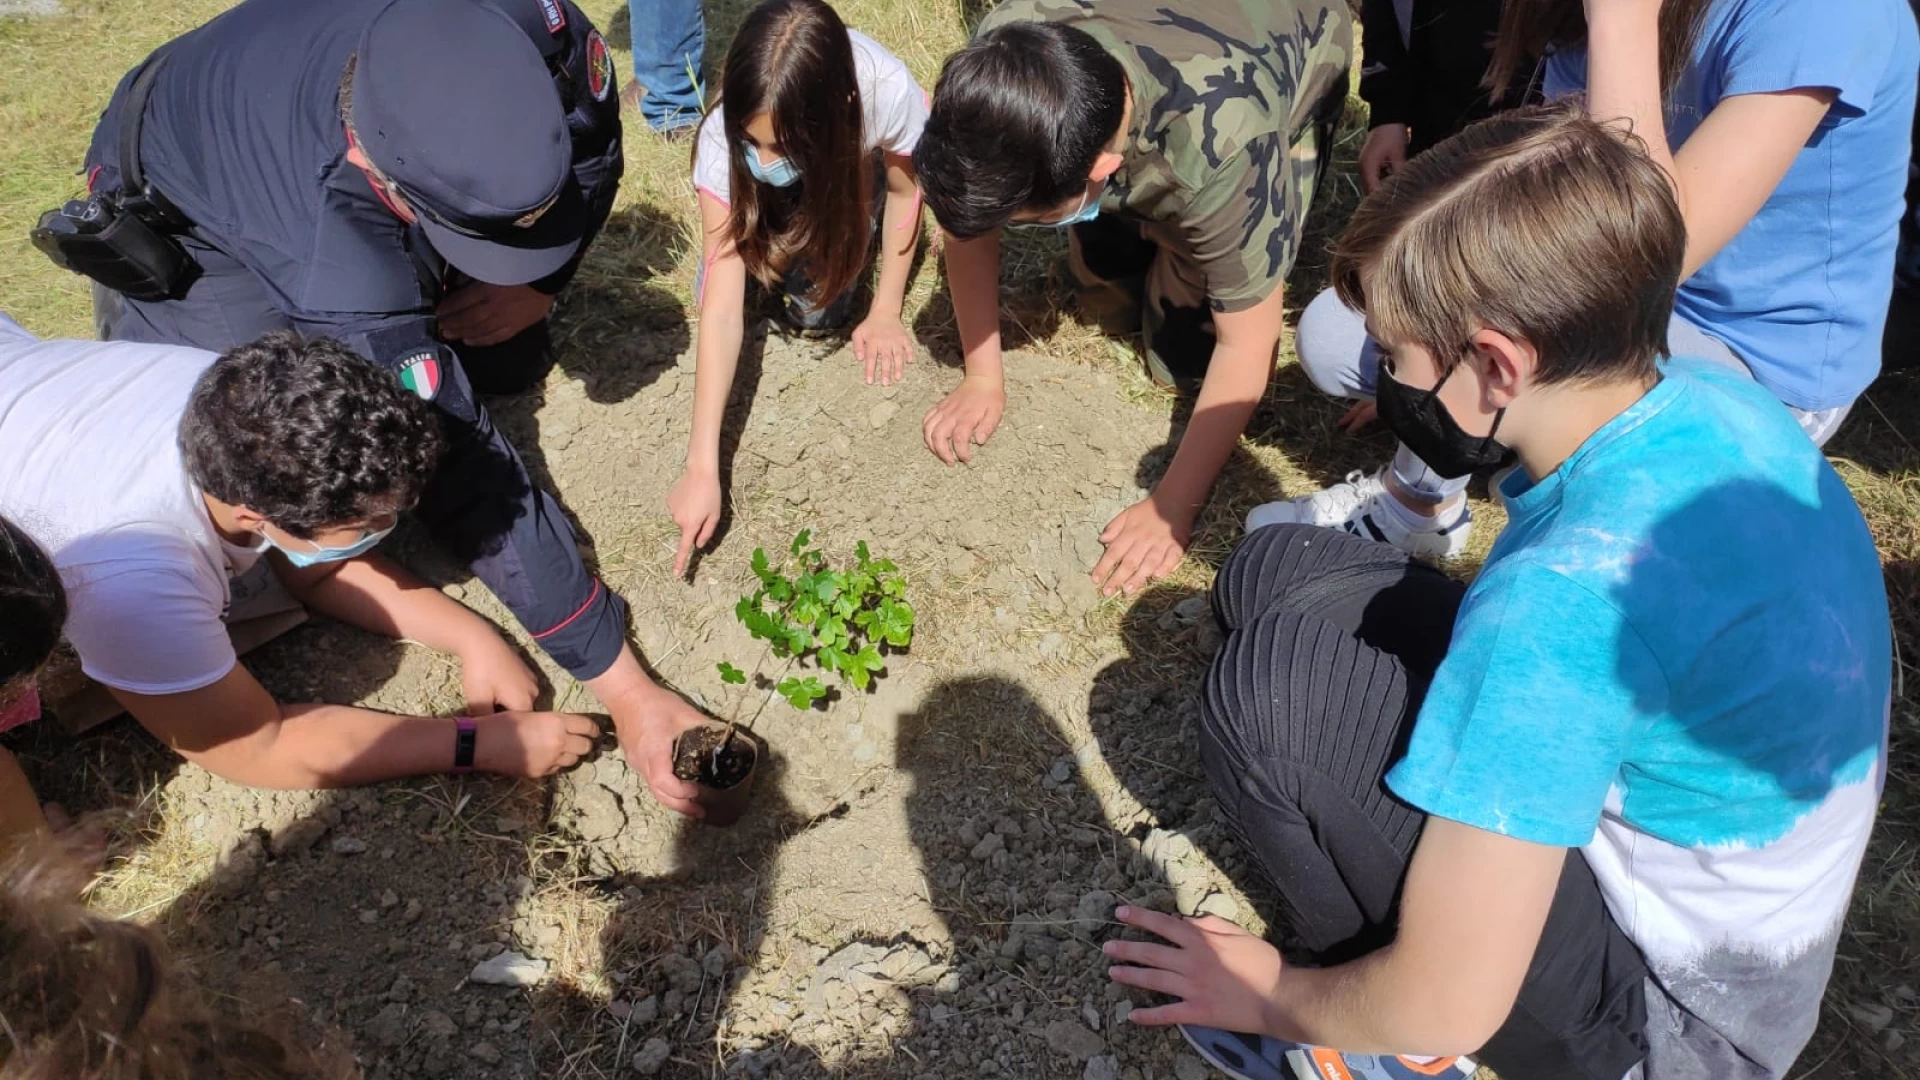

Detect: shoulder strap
[118, 53, 168, 195]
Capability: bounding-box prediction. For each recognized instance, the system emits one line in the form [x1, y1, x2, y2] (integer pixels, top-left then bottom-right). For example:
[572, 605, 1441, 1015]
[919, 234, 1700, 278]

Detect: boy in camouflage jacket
[914, 0, 1351, 597]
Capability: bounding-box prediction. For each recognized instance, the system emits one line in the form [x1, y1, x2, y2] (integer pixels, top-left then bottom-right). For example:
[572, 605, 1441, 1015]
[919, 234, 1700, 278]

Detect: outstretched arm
[853, 152, 924, 386]
[273, 551, 539, 716]
[670, 191, 750, 578]
[1092, 286, 1283, 595]
[113, 664, 595, 789]
[922, 228, 1008, 464]
[1108, 816, 1565, 1057]
[1582, 0, 1836, 277]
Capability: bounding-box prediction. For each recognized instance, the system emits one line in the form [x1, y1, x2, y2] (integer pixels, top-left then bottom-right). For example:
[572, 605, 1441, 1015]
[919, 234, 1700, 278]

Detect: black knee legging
[1202, 524, 1650, 1080]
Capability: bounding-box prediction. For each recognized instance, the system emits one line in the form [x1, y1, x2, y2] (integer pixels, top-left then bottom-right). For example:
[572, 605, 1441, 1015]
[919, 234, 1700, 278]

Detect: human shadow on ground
[434, 200, 691, 599]
[542, 201, 692, 407]
[1, 616, 571, 1079]
[527, 674, 1212, 1078]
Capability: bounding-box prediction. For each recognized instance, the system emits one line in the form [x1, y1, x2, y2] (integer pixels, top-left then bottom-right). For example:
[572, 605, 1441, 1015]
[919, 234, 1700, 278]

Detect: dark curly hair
[179, 332, 444, 540]
[0, 517, 64, 698]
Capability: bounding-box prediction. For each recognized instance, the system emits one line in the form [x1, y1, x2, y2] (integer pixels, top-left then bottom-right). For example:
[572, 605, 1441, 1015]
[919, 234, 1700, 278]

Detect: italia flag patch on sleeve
[397, 351, 442, 400]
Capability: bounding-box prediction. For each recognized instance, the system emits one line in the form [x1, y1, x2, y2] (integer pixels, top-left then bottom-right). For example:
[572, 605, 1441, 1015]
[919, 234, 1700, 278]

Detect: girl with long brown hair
[668, 0, 928, 575]
[1254, 0, 1917, 562]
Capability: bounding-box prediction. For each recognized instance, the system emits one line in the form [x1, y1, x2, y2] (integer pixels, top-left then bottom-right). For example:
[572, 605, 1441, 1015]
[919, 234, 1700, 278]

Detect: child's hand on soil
[922, 374, 1006, 464]
[668, 467, 723, 578]
[853, 312, 913, 386]
[616, 688, 710, 819]
[474, 711, 599, 777]
[1093, 497, 1192, 596]
[1104, 905, 1288, 1036]
[457, 634, 540, 714]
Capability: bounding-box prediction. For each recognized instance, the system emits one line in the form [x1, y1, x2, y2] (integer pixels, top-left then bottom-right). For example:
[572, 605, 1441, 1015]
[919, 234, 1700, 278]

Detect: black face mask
[1375, 359, 1513, 480]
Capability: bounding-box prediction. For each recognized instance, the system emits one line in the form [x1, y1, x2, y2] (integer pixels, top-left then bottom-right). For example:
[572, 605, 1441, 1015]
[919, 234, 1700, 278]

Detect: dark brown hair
[1332, 101, 1685, 386]
[0, 518, 63, 702]
[708, 0, 871, 304]
[0, 832, 356, 1079]
[1487, 0, 1714, 102]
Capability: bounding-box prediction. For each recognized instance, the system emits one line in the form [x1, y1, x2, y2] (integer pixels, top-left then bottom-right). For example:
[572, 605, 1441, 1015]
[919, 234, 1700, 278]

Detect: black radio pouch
[30, 56, 202, 303]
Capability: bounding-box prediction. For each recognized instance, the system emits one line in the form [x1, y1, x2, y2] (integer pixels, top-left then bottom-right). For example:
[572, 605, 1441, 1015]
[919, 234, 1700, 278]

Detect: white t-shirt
[0, 315, 261, 695]
[692, 28, 928, 203]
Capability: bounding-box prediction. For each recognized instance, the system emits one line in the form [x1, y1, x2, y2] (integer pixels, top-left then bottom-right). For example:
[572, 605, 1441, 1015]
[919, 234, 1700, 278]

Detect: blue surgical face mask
[266, 523, 395, 568]
[1008, 183, 1105, 230]
[742, 143, 800, 188]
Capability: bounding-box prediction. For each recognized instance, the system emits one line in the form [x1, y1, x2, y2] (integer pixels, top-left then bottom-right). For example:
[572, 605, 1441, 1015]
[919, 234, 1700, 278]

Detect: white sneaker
[1245, 469, 1472, 560]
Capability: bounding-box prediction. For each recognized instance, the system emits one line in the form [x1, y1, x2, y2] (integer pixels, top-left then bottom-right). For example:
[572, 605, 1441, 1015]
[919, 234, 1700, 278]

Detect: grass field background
[2, 0, 1919, 1072]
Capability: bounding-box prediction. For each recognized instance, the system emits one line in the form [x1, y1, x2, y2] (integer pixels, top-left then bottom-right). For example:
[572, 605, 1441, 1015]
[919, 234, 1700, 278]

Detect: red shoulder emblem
[586, 30, 613, 102]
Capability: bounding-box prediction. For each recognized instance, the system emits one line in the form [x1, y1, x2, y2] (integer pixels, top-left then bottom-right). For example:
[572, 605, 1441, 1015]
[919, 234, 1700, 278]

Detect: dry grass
[3, 0, 1919, 1073]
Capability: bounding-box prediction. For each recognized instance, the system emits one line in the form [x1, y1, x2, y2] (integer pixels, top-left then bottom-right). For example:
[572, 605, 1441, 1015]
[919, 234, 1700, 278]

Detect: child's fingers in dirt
[674, 523, 700, 578]
[922, 410, 959, 464]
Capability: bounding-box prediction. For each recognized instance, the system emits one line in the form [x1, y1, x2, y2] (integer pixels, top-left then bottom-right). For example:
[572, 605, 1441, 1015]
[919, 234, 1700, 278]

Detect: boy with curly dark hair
[0, 318, 596, 789]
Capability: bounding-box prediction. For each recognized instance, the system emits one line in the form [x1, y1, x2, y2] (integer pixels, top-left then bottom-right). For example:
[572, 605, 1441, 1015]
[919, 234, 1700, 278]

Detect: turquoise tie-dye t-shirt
[1387, 358, 1891, 1080]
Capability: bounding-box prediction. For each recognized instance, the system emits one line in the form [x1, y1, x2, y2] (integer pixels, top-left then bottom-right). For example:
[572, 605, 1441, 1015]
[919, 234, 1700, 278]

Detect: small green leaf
[791, 529, 812, 556]
[791, 596, 823, 628]
[751, 547, 772, 582]
[777, 675, 827, 709]
[768, 578, 794, 604]
[856, 540, 871, 564]
[785, 625, 813, 654]
[717, 662, 746, 685]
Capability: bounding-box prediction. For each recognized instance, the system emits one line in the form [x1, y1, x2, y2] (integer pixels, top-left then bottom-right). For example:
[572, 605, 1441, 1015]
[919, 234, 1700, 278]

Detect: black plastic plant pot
[671, 721, 761, 827]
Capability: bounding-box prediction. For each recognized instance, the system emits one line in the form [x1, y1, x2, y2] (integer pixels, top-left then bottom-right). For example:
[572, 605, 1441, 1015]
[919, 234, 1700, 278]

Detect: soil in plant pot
[672, 726, 757, 789]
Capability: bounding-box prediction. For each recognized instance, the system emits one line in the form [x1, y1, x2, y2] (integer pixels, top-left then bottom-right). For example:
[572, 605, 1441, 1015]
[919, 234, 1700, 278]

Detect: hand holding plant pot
[677, 530, 916, 825]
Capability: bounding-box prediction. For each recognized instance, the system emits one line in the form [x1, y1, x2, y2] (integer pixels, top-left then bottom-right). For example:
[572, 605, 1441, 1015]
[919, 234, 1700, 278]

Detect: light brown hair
[705, 0, 871, 305]
[1487, 0, 1715, 102]
[1331, 101, 1685, 386]
[0, 832, 356, 1080]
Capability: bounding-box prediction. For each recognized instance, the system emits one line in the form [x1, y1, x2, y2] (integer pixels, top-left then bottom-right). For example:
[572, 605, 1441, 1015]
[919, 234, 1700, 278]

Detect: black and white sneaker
[1244, 470, 1472, 560]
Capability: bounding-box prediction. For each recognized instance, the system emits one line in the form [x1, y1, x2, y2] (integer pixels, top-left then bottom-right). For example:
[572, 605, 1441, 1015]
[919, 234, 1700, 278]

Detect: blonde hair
[1331, 101, 1685, 386]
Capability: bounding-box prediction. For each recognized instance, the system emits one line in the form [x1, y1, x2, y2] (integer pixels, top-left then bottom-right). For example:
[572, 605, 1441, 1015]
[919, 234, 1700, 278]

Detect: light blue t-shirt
[1388, 359, 1891, 1078]
[1547, 0, 1919, 411]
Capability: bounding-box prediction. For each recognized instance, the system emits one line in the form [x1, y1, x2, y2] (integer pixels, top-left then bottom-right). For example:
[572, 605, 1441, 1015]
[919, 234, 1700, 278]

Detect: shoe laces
[1314, 469, 1385, 518]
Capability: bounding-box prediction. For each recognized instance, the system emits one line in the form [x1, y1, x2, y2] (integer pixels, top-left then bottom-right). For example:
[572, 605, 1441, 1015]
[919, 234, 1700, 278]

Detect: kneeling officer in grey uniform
[40, 0, 711, 815]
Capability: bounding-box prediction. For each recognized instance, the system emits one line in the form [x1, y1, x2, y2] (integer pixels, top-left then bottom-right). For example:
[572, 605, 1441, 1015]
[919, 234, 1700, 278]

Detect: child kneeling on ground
[0, 317, 597, 790]
[1102, 103, 1892, 1080]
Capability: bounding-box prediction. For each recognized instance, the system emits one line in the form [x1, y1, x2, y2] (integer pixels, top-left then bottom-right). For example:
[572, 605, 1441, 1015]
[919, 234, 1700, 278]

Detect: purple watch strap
[452, 716, 477, 773]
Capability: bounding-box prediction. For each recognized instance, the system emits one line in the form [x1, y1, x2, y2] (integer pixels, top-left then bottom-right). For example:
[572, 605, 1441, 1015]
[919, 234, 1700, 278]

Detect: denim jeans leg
[628, 0, 705, 132]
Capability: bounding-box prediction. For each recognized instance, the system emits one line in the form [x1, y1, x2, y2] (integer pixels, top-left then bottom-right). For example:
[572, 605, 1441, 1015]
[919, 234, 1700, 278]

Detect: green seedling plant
[714, 531, 914, 733]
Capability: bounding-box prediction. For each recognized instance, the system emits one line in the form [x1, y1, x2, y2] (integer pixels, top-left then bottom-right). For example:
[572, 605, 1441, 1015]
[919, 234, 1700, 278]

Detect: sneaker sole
[1178, 1025, 1298, 1080]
